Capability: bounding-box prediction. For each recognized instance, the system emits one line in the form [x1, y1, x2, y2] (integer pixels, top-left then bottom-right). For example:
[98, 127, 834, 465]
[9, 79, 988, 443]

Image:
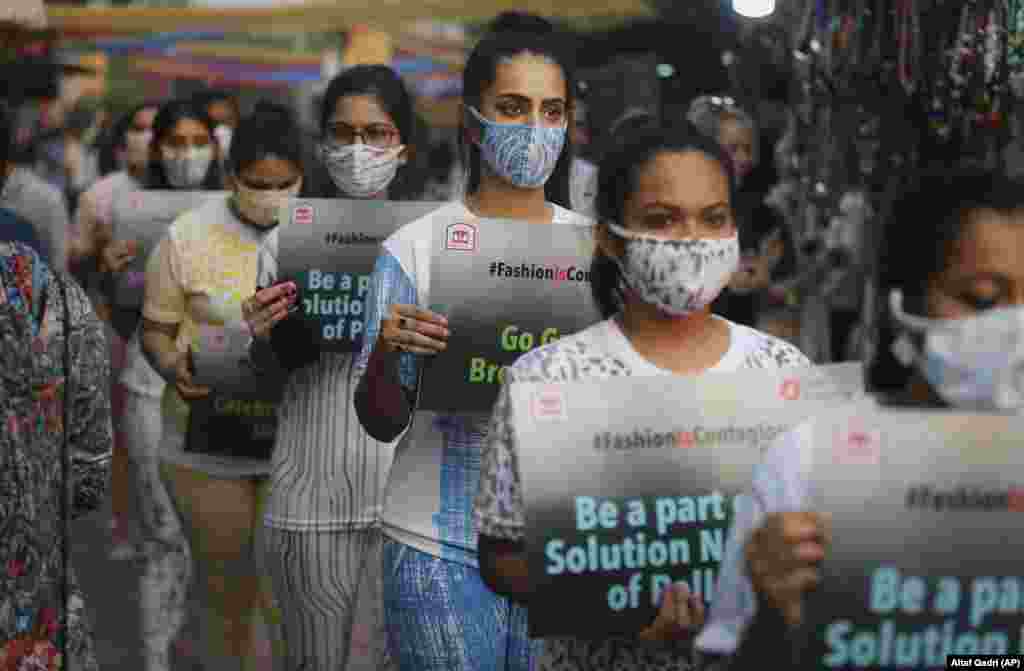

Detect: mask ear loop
[888, 289, 941, 367]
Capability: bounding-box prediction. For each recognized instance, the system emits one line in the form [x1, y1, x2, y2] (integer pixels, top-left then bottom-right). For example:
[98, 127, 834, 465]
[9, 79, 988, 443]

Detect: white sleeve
[696, 421, 813, 655]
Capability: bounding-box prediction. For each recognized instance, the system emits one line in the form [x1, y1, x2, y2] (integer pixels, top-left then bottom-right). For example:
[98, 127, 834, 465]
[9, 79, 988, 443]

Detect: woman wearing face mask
[695, 169, 1024, 669]
[139, 102, 302, 671]
[352, 32, 587, 671]
[474, 122, 809, 671]
[241, 64, 417, 671]
[68, 101, 159, 560]
[76, 99, 223, 671]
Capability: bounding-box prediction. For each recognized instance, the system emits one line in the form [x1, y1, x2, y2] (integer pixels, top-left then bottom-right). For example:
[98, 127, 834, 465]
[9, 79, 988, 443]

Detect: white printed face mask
[607, 222, 740, 316]
[321, 143, 404, 198]
[890, 289, 1024, 412]
[235, 181, 301, 228]
[161, 146, 214, 189]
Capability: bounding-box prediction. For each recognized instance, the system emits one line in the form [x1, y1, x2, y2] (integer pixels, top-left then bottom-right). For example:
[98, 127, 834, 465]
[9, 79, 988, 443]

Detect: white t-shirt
[355, 200, 593, 566]
[143, 195, 278, 478]
[474, 316, 810, 670]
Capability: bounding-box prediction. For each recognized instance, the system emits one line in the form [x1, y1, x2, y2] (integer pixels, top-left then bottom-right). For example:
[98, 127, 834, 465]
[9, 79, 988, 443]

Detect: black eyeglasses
[325, 122, 400, 148]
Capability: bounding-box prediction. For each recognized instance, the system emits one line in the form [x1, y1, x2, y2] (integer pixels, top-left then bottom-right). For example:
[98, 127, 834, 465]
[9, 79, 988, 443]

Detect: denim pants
[382, 539, 539, 671]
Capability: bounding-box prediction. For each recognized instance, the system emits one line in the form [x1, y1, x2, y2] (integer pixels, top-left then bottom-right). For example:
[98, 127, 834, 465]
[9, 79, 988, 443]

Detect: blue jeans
[382, 539, 538, 671]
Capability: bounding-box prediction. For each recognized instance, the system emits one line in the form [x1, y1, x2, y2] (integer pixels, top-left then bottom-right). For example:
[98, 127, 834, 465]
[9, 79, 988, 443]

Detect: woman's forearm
[354, 343, 413, 442]
[140, 321, 182, 383]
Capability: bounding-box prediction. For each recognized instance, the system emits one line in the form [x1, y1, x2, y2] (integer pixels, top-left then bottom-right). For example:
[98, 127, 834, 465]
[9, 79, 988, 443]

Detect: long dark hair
[867, 169, 1024, 392]
[145, 99, 221, 191]
[590, 121, 737, 319]
[317, 65, 420, 200]
[459, 31, 576, 208]
[98, 102, 159, 176]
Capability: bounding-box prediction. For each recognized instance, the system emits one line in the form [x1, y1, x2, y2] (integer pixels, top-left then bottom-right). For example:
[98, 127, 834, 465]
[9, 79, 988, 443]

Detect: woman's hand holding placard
[381, 304, 449, 355]
[746, 511, 831, 628]
[243, 282, 298, 341]
[637, 581, 706, 644]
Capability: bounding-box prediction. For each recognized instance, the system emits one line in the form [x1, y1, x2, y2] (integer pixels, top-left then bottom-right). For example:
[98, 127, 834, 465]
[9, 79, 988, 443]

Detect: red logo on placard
[1009, 488, 1024, 512]
[676, 431, 696, 449]
[780, 379, 801, 401]
[293, 205, 314, 225]
[834, 421, 880, 465]
[532, 388, 566, 421]
[445, 222, 477, 251]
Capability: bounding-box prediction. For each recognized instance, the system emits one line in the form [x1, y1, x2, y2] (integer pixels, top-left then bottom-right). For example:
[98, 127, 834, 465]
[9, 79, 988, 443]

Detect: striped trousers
[263, 526, 392, 671]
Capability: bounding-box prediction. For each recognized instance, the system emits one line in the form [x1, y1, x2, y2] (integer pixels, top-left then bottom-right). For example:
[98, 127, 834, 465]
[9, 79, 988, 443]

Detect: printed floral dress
[0, 242, 112, 670]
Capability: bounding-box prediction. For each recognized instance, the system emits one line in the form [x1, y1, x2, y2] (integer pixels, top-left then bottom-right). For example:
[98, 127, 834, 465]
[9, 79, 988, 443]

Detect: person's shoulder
[51, 269, 96, 327]
[387, 201, 467, 244]
[728, 321, 811, 369]
[167, 193, 230, 237]
[0, 240, 42, 266]
[16, 166, 65, 208]
[506, 319, 621, 384]
[550, 203, 594, 227]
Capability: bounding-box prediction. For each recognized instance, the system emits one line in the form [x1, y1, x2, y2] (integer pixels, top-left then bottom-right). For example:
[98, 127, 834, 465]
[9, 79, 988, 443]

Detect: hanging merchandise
[934, 0, 1009, 167]
[1010, 0, 1024, 94]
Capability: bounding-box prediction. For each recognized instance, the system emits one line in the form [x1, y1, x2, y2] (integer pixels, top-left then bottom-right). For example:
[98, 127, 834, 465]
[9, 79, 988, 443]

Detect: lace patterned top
[0, 242, 112, 670]
[474, 316, 809, 671]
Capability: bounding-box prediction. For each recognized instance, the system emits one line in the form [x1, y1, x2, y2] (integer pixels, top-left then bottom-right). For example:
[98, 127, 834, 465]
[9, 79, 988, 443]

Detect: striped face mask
[466, 106, 566, 189]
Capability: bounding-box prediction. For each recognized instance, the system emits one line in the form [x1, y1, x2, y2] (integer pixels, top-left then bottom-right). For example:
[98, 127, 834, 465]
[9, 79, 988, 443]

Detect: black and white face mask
[607, 222, 740, 316]
[320, 143, 404, 198]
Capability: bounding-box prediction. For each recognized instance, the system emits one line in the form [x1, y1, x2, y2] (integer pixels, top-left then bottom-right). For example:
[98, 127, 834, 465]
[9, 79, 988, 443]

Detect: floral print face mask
[607, 222, 740, 316]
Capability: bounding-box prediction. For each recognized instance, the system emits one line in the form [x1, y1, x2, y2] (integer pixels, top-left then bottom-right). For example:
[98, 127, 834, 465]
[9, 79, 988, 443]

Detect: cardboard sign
[800, 407, 1024, 670]
[110, 190, 228, 309]
[275, 198, 443, 353]
[190, 321, 286, 392]
[418, 218, 602, 413]
[185, 321, 286, 461]
[514, 364, 864, 637]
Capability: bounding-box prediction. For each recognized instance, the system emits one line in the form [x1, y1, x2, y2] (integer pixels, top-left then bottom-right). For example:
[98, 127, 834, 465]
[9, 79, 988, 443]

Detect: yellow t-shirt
[143, 194, 278, 477]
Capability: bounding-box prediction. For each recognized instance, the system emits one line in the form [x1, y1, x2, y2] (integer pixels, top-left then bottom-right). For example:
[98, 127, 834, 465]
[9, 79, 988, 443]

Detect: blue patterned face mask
[466, 106, 566, 189]
[890, 290, 1024, 412]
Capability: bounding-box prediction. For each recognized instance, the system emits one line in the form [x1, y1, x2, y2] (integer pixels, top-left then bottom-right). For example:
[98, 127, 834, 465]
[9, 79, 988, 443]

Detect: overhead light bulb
[733, 0, 775, 19]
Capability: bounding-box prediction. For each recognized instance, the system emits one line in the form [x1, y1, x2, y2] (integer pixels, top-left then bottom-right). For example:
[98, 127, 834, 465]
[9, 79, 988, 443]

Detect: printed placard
[276, 199, 443, 353]
[185, 321, 287, 461]
[418, 218, 601, 413]
[801, 408, 1024, 670]
[514, 365, 864, 637]
[190, 322, 286, 393]
[110, 190, 228, 309]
